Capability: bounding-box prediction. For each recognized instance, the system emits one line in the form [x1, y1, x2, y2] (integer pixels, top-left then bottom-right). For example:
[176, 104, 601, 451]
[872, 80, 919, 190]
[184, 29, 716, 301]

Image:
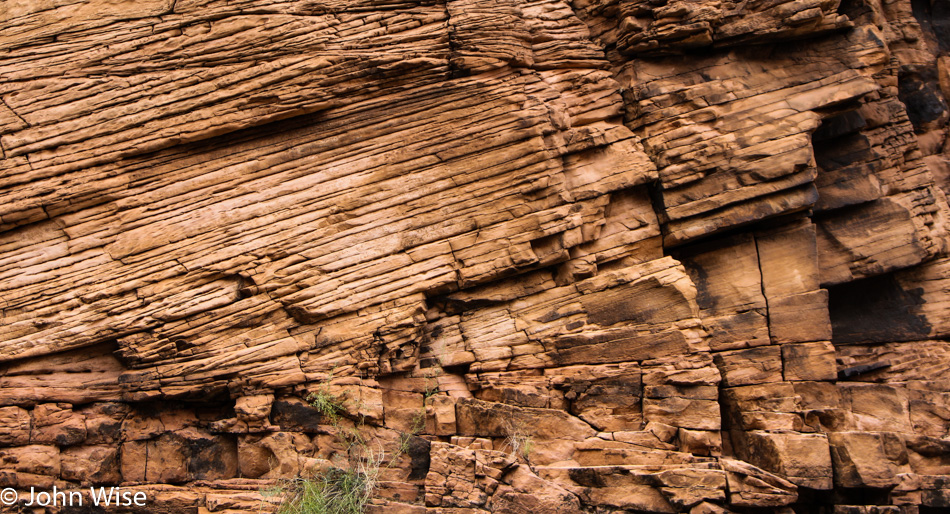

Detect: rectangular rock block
[714, 346, 783, 387]
[782, 341, 837, 381]
[767, 290, 832, 344]
[840, 384, 914, 434]
[643, 397, 721, 431]
[756, 219, 820, 299]
[829, 432, 903, 489]
[740, 431, 833, 490]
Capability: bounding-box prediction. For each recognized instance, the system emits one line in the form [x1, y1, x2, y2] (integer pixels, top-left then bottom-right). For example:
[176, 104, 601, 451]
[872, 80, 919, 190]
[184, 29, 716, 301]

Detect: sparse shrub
[306, 377, 347, 426]
[272, 373, 382, 513]
[410, 408, 426, 434]
[422, 368, 441, 399]
[503, 417, 533, 461]
[279, 370, 443, 512]
[395, 407, 427, 458]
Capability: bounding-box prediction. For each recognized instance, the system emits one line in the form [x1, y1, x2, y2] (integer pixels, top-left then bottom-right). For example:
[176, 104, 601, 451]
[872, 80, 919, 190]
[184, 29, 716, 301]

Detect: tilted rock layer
[2, 0, 950, 511]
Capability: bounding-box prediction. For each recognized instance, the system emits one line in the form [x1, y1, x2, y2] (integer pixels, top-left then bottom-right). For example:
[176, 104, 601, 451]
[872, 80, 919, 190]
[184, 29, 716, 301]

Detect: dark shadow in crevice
[827, 272, 931, 344]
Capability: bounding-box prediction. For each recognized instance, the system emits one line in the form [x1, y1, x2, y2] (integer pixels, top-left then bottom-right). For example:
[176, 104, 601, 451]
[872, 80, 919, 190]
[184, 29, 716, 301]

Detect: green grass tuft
[276, 467, 375, 514]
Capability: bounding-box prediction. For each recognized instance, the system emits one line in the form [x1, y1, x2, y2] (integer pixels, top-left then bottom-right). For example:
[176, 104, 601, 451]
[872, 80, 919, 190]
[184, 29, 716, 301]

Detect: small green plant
[339, 424, 368, 452]
[276, 373, 383, 513]
[306, 379, 371, 455]
[395, 406, 427, 457]
[276, 466, 376, 514]
[422, 367, 442, 399]
[258, 483, 284, 514]
[503, 418, 533, 461]
[410, 408, 427, 434]
[395, 431, 413, 457]
[306, 381, 347, 426]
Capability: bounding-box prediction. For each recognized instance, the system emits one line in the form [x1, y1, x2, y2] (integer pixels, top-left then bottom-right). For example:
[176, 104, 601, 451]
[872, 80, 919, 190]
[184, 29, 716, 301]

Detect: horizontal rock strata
[2, 0, 950, 511]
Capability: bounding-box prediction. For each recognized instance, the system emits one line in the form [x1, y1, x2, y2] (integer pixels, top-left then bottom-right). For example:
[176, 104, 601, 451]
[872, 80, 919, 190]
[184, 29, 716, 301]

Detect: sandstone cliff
[1, 0, 950, 511]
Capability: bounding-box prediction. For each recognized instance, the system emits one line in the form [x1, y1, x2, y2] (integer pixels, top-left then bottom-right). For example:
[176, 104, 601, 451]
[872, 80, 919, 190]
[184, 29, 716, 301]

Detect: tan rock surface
[2, 0, 950, 511]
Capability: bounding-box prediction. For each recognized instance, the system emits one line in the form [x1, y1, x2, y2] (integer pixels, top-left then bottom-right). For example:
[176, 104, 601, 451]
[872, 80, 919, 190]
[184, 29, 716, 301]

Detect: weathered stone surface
[1, 0, 950, 511]
[736, 431, 833, 489]
[720, 458, 798, 507]
[30, 403, 86, 446]
[0, 406, 30, 446]
[782, 342, 838, 382]
[60, 445, 121, 485]
[829, 432, 904, 489]
[674, 233, 770, 352]
[714, 346, 783, 387]
[238, 431, 312, 479]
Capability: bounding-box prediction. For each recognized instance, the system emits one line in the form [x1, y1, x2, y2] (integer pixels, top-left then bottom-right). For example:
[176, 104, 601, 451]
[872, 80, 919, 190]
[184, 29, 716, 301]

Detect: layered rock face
[2, 0, 950, 512]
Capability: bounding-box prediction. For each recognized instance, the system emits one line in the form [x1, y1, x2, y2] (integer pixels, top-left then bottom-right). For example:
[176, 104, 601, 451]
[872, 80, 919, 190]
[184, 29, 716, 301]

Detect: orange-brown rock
[2, 0, 950, 511]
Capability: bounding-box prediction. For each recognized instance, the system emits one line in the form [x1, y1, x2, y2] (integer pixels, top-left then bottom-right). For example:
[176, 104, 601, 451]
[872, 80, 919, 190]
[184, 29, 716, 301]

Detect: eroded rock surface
[2, 0, 950, 511]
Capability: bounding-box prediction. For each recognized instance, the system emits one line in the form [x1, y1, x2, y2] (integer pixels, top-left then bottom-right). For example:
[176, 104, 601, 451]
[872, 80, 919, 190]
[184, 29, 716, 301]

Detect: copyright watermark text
[0, 486, 148, 507]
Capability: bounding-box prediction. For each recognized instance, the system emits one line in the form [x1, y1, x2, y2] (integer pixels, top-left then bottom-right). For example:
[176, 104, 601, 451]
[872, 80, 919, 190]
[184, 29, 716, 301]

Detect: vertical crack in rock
[751, 229, 774, 346]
